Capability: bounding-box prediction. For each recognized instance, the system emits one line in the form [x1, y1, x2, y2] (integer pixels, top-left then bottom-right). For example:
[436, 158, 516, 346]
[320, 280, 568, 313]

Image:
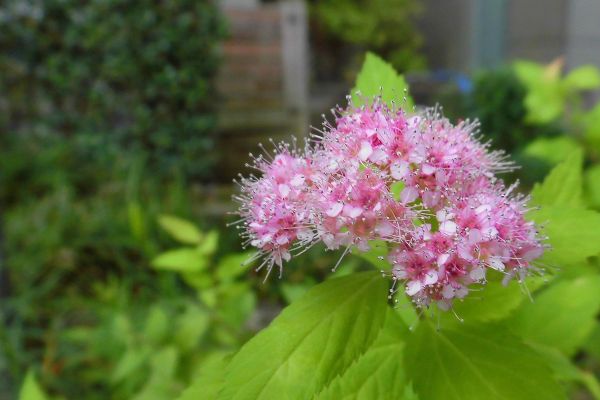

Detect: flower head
[234, 98, 544, 310]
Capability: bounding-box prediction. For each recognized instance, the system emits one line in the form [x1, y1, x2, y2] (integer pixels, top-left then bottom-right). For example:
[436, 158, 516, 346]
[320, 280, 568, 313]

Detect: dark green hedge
[0, 0, 226, 179]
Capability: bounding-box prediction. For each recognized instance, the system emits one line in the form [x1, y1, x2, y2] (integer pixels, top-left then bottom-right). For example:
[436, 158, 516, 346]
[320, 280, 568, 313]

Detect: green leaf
[531, 149, 584, 208]
[217, 282, 257, 329]
[144, 306, 169, 345]
[528, 206, 600, 266]
[174, 304, 210, 351]
[528, 343, 581, 381]
[132, 346, 180, 400]
[404, 322, 565, 400]
[513, 60, 546, 87]
[445, 275, 548, 323]
[216, 252, 254, 282]
[151, 248, 208, 272]
[314, 309, 412, 400]
[564, 65, 600, 90]
[521, 137, 582, 167]
[524, 86, 564, 123]
[508, 275, 600, 355]
[218, 272, 389, 400]
[352, 52, 414, 109]
[111, 347, 151, 384]
[585, 164, 600, 209]
[583, 103, 600, 150]
[353, 240, 390, 270]
[19, 371, 48, 400]
[177, 353, 231, 400]
[530, 343, 600, 399]
[583, 322, 600, 361]
[197, 231, 219, 256]
[280, 280, 315, 304]
[158, 214, 202, 244]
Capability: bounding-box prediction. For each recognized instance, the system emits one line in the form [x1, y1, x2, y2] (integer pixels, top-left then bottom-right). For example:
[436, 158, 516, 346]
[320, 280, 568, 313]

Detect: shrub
[0, 0, 226, 179]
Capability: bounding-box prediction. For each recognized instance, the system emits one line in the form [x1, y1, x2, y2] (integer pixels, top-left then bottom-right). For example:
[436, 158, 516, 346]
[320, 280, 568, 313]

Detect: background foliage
[0, 0, 225, 179]
[1, 2, 600, 397]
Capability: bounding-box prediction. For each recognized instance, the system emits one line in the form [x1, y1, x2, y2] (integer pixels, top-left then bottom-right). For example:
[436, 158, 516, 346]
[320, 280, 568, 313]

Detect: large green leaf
[314, 309, 414, 400]
[508, 275, 600, 355]
[351, 52, 414, 109]
[404, 322, 565, 400]
[444, 275, 548, 323]
[158, 214, 202, 244]
[218, 272, 389, 400]
[531, 149, 584, 208]
[585, 164, 600, 209]
[528, 206, 600, 266]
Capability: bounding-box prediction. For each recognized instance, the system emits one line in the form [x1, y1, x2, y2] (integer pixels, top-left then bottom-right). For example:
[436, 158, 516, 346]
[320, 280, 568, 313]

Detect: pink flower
[234, 98, 544, 310]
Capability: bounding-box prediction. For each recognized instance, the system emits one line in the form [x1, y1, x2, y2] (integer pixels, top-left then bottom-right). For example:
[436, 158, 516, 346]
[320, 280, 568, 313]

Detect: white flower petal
[326, 202, 344, 217]
[358, 141, 373, 161]
[406, 280, 423, 296]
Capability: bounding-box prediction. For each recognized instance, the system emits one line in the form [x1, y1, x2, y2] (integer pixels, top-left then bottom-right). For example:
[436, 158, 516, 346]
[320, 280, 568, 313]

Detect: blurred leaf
[583, 103, 600, 150]
[158, 215, 202, 244]
[152, 248, 208, 272]
[132, 346, 180, 400]
[217, 283, 256, 329]
[174, 305, 210, 351]
[280, 280, 315, 304]
[178, 353, 231, 400]
[314, 309, 411, 400]
[508, 275, 600, 355]
[352, 52, 414, 109]
[216, 252, 254, 282]
[524, 85, 564, 124]
[513, 60, 547, 87]
[521, 137, 582, 167]
[531, 149, 584, 208]
[197, 231, 219, 256]
[199, 288, 218, 308]
[111, 348, 151, 384]
[585, 165, 600, 209]
[583, 322, 600, 361]
[528, 206, 600, 266]
[128, 201, 147, 242]
[144, 306, 169, 345]
[564, 65, 600, 90]
[181, 271, 214, 291]
[218, 272, 388, 400]
[404, 322, 565, 400]
[19, 371, 48, 400]
[514, 60, 565, 123]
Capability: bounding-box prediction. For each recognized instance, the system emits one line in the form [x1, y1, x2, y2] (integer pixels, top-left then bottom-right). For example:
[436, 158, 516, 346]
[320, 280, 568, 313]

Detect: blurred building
[420, 0, 600, 71]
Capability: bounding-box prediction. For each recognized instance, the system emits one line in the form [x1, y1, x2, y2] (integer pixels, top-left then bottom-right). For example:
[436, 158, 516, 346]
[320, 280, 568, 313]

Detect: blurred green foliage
[311, 0, 425, 72]
[0, 0, 226, 179]
[470, 67, 561, 152]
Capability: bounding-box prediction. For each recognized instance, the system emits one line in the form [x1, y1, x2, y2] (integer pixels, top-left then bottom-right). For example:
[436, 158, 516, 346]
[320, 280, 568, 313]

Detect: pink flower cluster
[234, 99, 544, 309]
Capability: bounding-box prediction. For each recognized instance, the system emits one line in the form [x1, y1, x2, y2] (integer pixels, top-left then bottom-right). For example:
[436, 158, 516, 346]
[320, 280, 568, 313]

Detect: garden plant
[176, 53, 600, 400]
